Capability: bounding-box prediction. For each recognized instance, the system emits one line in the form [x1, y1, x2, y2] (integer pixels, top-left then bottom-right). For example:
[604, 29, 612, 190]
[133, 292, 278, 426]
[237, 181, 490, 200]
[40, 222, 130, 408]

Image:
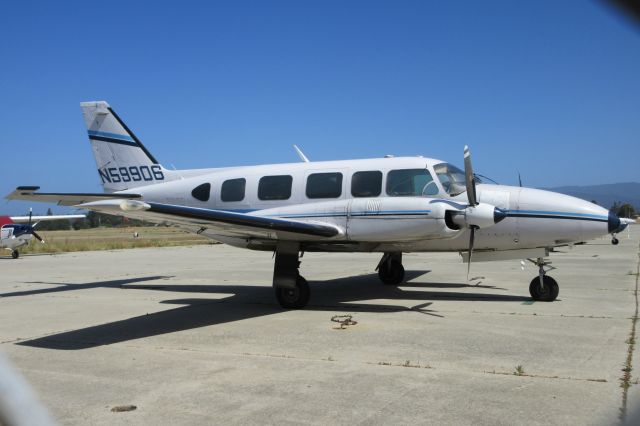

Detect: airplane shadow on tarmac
[11, 271, 529, 350]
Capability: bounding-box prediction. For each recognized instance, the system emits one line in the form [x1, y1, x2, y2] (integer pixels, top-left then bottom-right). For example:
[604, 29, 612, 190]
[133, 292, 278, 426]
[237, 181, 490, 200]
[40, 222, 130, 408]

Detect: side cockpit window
[433, 163, 467, 196]
[221, 178, 246, 202]
[351, 171, 382, 197]
[191, 183, 211, 202]
[386, 169, 438, 196]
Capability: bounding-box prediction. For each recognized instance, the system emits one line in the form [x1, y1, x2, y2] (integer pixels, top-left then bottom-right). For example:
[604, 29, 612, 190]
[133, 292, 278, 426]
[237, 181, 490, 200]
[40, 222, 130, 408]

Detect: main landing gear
[272, 246, 408, 309]
[272, 242, 310, 309]
[527, 257, 559, 302]
[275, 275, 310, 309]
[11, 250, 19, 259]
[376, 252, 405, 285]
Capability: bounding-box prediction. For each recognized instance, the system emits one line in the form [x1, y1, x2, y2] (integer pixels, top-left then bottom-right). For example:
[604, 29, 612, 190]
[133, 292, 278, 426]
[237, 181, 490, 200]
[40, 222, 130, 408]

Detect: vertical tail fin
[81, 101, 177, 192]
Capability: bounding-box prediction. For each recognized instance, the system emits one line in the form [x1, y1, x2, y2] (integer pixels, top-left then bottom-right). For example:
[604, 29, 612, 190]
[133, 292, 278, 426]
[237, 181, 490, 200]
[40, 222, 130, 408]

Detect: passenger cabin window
[258, 175, 293, 200]
[191, 183, 211, 202]
[351, 171, 382, 197]
[221, 178, 246, 202]
[306, 173, 343, 199]
[386, 169, 439, 196]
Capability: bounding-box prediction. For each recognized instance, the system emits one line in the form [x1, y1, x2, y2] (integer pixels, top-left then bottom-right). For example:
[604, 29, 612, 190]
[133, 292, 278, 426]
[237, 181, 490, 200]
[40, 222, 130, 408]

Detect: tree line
[607, 202, 637, 219]
[33, 209, 157, 231]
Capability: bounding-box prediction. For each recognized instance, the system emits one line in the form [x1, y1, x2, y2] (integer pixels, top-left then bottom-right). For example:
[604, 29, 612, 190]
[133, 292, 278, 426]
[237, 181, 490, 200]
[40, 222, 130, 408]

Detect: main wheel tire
[529, 275, 559, 302]
[11, 250, 19, 259]
[378, 260, 405, 285]
[275, 276, 310, 309]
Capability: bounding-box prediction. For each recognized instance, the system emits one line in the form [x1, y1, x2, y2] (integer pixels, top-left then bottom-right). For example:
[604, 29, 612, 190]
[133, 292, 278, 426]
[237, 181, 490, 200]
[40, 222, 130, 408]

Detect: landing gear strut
[11, 250, 19, 259]
[272, 242, 309, 309]
[527, 257, 559, 302]
[376, 252, 405, 285]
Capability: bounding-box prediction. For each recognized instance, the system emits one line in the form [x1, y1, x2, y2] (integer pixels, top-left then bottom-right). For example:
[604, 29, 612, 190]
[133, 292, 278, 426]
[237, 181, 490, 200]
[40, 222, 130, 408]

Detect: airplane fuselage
[1, 226, 33, 251]
[110, 156, 614, 254]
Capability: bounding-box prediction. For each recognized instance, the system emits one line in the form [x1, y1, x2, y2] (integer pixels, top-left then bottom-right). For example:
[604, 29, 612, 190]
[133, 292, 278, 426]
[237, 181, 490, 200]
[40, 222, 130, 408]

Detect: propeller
[463, 145, 477, 207]
[467, 224, 477, 280]
[463, 146, 478, 280]
[26, 208, 44, 243]
[434, 146, 507, 280]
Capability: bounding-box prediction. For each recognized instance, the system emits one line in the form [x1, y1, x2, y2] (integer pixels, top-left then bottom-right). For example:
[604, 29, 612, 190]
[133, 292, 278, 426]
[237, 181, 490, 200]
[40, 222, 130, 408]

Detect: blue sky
[1, 0, 639, 215]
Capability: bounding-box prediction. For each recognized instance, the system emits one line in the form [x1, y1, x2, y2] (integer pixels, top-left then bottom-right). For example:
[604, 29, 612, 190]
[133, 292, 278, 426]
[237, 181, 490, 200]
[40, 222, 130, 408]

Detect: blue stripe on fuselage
[262, 209, 431, 219]
[505, 209, 608, 221]
[170, 206, 606, 222]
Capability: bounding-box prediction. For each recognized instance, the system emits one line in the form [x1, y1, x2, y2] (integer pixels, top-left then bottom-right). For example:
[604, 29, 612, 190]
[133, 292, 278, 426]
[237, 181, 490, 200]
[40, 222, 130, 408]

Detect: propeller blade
[31, 230, 45, 243]
[463, 145, 477, 206]
[466, 226, 477, 281]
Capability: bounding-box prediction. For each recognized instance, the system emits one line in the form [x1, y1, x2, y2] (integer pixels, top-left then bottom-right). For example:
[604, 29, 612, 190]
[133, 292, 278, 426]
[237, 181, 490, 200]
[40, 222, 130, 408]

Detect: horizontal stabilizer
[6, 186, 141, 206]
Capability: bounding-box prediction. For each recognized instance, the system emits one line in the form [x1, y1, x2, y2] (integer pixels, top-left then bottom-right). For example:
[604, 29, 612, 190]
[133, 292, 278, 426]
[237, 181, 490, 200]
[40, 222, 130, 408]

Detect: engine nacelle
[450, 202, 506, 229]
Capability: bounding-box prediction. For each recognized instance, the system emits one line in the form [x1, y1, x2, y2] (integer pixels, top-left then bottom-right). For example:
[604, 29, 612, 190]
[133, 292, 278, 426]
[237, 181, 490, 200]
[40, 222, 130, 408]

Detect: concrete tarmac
[1, 227, 639, 425]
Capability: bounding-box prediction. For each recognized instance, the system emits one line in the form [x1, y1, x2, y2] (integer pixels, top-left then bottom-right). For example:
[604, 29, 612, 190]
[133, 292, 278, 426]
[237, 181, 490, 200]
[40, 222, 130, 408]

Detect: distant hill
[543, 182, 640, 211]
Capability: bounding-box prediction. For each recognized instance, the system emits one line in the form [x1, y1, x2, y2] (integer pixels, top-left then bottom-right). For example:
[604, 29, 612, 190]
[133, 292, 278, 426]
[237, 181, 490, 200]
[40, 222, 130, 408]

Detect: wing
[80, 199, 342, 239]
[10, 215, 86, 223]
[6, 187, 342, 240]
[6, 186, 141, 206]
[79, 199, 343, 240]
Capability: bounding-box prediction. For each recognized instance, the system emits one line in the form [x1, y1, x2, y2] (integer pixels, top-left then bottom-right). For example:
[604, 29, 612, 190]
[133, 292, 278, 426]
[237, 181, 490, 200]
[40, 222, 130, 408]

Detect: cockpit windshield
[433, 163, 479, 196]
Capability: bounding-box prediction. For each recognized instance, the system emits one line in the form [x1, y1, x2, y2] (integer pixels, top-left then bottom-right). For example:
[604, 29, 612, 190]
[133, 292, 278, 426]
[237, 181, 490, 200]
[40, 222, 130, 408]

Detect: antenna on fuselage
[170, 164, 184, 180]
[293, 145, 310, 163]
[518, 172, 522, 187]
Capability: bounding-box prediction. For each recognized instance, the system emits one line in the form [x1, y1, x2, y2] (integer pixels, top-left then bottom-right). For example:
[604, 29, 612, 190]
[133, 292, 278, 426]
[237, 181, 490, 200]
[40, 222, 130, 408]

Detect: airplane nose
[512, 186, 614, 244]
[608, 211, 623, 233]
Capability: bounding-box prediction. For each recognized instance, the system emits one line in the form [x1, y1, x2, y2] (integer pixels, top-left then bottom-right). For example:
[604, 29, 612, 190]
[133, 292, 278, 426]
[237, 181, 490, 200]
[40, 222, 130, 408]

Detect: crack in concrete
[619, 240, 640, 422]
[469, 310, 613, 319]
[483, 370, 607, 383]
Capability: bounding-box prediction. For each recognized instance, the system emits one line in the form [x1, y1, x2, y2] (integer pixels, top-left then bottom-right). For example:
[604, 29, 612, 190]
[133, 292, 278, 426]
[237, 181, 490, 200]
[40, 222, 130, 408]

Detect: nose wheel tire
[378, 260, 405, 285]
[529, 275, 559, 302]
[11, 250, 19, 259]
[275, 276, 310, 309]
[612, 237, 619, 245]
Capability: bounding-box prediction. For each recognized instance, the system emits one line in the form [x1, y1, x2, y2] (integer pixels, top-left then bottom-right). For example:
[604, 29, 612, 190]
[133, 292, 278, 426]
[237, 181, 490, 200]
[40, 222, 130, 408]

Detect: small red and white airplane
[0, 211, 85, 258]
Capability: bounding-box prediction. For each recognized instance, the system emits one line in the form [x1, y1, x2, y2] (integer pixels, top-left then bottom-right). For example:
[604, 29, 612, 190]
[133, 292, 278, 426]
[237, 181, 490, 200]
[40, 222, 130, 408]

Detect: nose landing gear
[527, 257, 559, 302]
[611, 235, 619, 245]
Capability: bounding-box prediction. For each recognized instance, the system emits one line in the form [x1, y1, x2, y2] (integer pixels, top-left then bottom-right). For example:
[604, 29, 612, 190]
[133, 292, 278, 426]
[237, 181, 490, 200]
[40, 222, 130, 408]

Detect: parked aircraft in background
[1, 211, 85, 258]
[6, 102, 628, 307]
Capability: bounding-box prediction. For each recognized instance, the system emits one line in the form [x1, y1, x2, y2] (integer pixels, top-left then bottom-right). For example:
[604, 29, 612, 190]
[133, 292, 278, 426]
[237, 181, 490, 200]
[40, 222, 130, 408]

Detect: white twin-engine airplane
[7, 101, 628, 308]
[0, 211, 85, 258]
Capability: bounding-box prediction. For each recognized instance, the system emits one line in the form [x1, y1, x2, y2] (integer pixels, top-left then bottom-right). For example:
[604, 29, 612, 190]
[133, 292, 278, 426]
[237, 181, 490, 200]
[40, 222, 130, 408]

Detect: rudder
[81, 101, 177, 192]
